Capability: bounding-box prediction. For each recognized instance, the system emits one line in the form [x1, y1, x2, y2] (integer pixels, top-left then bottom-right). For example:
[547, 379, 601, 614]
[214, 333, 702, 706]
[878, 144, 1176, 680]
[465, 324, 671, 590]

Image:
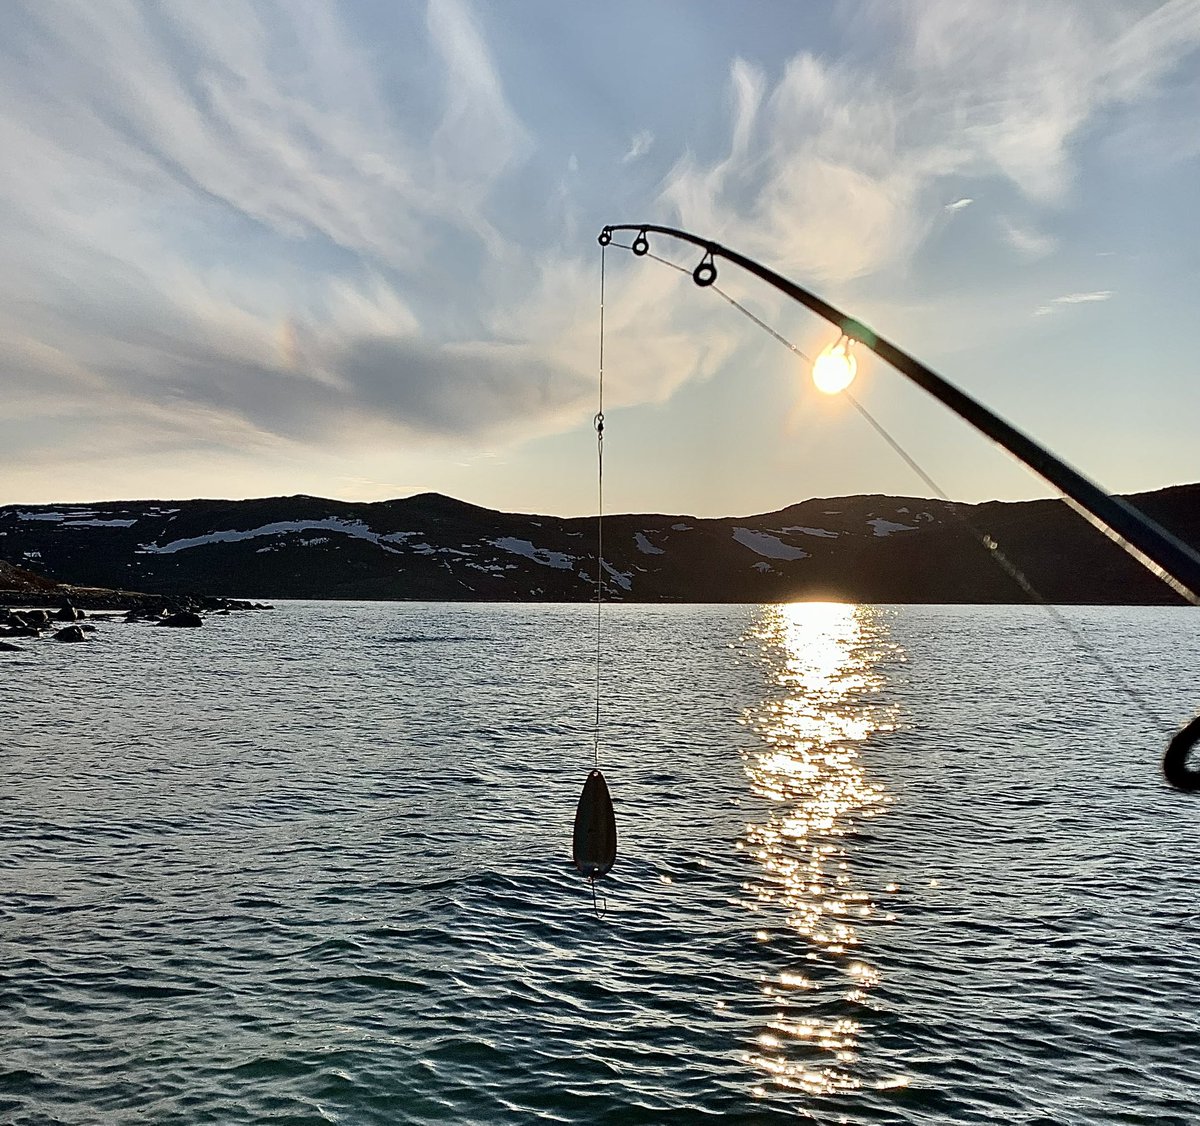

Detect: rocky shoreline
[0, 586, 273, 613]
[0, 559, 272, 650]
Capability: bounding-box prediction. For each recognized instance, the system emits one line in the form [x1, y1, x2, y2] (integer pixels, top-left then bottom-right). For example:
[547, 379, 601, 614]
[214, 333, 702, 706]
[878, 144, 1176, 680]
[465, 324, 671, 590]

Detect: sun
[812, 337, 857, 395]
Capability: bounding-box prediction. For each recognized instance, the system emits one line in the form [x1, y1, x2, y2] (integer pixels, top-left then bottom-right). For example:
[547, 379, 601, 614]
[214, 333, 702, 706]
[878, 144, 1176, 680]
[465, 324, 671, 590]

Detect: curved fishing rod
[600, 222, 1200, 792]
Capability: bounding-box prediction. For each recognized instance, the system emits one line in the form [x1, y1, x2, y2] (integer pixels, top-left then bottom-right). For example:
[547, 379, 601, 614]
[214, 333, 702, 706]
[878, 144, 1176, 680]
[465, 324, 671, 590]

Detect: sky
[1, 0, 1199, 518]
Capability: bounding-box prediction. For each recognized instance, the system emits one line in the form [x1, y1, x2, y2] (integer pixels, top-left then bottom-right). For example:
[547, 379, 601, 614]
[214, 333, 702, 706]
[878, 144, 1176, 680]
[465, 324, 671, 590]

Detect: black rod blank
[603, 222, 1200, 791]
[601, 223, 1200, 606]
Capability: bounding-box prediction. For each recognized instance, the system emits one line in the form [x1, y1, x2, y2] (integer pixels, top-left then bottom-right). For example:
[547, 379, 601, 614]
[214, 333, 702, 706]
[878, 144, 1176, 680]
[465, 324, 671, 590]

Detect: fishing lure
[573, 768, 617, 879]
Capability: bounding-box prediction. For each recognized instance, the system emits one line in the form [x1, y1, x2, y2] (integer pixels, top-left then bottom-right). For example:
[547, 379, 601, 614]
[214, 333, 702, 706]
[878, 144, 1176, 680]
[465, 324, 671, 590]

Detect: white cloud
[1033, 290, 1114, 316]
[945, 198, 974, 211]
[1000, 217, 1057, 259]
[621, 130, 655, 163]
[659, 2, 1200, 285]
[426, 0, 533, 246]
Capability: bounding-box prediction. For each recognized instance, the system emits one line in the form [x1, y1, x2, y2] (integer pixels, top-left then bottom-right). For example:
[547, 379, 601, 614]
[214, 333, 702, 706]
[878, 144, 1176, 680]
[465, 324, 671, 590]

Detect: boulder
[0, 640, 24, 652]
[53, 602, 84, 622]
[159, 611, 203, 628]
[7, 612, 43, 632]
[2, 625, 40, 638]
[54, 625, 87, 642]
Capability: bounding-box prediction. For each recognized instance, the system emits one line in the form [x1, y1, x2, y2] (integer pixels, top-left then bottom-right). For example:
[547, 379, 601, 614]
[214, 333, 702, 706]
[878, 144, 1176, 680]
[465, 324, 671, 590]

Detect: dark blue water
[3, 602, 1199, 1124]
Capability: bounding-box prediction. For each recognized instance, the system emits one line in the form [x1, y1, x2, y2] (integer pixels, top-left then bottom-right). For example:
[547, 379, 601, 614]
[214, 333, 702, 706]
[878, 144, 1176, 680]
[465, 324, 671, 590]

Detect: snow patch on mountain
[488, 537, 576, 570]
[467, 561, 515, 574]
[139, 519, 417, 554]
[868, 518, 918, 537]
[732, 528, 809, 560]
[781, 525, 838, 539]
[634, 532, 665, 555]
[602, 559, 633, 590]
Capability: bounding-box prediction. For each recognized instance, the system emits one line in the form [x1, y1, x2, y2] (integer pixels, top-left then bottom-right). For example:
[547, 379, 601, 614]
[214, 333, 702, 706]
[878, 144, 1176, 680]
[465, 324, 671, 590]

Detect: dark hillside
[1, 485, 1197, 604]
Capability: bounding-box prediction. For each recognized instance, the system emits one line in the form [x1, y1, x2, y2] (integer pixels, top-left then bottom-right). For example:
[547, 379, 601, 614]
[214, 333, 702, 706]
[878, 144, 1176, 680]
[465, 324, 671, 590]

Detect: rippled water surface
[4, 601, 1200, 1124]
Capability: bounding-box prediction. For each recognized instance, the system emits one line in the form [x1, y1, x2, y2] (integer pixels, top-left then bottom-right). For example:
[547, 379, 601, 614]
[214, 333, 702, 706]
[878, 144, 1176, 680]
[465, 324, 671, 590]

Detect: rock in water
[54, 625, 87, 642]
[572, 769, 617, 878]
[159, 612, 203, 628]
[1, 625, 38, 638]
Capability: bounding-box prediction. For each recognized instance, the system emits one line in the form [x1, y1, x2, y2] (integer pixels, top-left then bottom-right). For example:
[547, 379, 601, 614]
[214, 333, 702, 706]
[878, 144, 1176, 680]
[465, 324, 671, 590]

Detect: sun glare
[812, 337, 857, 395]
[740, 602, 902, 1096]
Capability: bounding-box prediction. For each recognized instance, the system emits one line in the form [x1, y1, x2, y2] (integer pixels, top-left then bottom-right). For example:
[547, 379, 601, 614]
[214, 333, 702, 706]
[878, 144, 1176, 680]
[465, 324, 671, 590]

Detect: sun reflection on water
[739, 602, 899, 1098]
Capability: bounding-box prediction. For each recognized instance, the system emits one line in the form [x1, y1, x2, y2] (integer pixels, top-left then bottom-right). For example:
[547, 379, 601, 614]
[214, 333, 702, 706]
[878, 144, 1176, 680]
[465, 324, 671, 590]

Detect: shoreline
[0, 584, 271, 614]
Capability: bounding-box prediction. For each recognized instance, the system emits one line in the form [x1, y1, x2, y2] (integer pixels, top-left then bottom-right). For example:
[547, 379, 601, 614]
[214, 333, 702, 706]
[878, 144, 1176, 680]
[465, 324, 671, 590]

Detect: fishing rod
[600, 222, 1200, 793]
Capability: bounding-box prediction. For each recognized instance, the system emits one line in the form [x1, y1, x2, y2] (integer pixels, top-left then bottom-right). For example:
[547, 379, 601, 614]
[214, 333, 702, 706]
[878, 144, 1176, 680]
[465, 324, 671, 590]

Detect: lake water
[3, 601, 1200, 1124]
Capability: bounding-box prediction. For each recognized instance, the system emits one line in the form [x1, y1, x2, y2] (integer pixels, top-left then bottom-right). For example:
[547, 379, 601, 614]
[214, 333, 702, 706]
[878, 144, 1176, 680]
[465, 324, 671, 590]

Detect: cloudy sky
[2, 0, 1199, 516]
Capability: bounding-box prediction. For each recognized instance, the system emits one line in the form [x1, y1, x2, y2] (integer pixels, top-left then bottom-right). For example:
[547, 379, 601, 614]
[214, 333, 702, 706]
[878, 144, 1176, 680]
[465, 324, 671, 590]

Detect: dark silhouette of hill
[2, 485, 1197, 604]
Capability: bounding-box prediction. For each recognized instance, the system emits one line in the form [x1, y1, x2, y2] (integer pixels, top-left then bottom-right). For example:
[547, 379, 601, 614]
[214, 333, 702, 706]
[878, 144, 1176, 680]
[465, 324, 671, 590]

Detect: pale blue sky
[1, 0, 1198, 516]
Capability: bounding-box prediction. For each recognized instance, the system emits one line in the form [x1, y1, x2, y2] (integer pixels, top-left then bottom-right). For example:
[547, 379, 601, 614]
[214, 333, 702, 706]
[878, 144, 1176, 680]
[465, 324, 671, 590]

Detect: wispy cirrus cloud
[0, 0, 740, 490]
[1000, 217, 1057, 259]
[1034, 290, 1114, 317]
[622, 130, 655, 163]
[0, 4, 560, 468]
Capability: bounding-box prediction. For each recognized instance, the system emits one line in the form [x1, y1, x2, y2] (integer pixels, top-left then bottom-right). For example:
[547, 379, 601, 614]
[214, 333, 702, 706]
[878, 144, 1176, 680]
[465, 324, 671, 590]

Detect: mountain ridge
[2, 484, 1197, 605]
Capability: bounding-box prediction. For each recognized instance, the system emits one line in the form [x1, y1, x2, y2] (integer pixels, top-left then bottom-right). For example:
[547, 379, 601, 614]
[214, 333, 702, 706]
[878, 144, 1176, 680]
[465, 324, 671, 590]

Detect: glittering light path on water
[739, 603, 903, 1099]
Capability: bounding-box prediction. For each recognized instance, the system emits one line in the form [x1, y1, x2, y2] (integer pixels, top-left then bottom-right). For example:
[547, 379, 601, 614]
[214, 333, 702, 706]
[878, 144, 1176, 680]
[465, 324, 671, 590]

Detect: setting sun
[812, 337, 857, 394]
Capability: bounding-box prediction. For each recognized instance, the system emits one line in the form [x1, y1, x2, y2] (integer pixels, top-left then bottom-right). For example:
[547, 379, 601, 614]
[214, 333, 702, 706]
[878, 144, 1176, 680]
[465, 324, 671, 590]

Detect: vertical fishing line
[585, 241, 610, 918]
[594, 244, 606, 771]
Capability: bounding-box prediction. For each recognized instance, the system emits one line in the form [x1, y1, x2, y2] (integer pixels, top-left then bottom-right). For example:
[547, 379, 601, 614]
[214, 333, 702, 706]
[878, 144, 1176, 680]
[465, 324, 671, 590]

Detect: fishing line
[839, 393, 1172, 736]
[595, 245, 605, 771]
[570, 242, 618, 908]
[616, 242, 1174, 739]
